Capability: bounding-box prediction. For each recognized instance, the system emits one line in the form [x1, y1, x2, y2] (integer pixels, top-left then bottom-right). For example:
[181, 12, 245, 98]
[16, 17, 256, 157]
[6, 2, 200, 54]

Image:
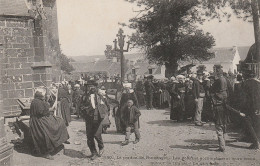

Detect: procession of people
[25, 64, 260, 161]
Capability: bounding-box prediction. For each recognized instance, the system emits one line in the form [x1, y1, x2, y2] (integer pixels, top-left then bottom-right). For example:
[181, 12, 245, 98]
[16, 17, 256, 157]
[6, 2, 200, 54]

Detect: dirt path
[10, 108, 260, 166]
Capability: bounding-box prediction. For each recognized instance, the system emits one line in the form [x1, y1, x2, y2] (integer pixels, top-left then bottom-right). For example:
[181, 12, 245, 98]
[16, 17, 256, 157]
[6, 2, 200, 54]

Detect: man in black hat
[80, 80, 106, 160]
[211, 68, 229, 152]
[144, 75, 155, 110]
[241, 69, 260, 150]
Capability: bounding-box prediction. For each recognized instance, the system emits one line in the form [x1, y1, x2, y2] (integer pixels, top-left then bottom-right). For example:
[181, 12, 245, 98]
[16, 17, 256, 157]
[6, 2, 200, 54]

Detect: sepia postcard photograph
[0, 0, 259, 165]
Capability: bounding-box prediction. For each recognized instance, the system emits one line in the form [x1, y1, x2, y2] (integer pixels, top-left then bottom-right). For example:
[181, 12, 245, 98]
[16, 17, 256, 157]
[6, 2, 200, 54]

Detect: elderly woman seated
[29, 88, 69, 160]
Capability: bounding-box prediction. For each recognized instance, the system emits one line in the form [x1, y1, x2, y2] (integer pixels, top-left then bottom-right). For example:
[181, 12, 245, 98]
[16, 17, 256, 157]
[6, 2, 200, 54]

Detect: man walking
[121, 99, 141, 146]
[80, 81, 107, 160]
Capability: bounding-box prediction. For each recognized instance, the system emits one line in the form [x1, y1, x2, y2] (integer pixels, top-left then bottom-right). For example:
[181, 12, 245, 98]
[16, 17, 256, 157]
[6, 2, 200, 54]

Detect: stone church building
[0, 0, 61, 115]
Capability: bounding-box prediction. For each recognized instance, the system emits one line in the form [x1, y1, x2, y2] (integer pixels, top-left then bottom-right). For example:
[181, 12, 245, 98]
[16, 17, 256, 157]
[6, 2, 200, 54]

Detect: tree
[104, 45, 120, 60]
[60, 53, 75, 74]
[126, 0, 215, 77]
[199, 0, 260, 62]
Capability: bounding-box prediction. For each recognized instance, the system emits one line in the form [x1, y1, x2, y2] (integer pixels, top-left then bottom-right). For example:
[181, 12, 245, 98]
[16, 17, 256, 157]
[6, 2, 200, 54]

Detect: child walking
[121, 99, 141, 145]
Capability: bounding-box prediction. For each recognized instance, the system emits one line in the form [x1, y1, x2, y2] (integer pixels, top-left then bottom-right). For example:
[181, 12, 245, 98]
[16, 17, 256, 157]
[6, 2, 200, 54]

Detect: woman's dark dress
[58, 88, 71, 126]
[29, 94, 69, 155]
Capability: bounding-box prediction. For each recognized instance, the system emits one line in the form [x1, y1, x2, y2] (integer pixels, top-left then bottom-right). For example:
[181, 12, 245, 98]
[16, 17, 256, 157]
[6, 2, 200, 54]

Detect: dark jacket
[192, 78, 205, 99]
[242, 78, 260, 116]
[80, 93, 108, 120]
[211, 76, 230, 126]
[144, 81, 155, 94]
[212, 76, 228, 103]
[122, 105, 141, 128]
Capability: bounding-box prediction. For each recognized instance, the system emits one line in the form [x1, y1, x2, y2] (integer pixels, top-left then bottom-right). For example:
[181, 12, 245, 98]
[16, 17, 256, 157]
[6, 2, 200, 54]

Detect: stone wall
[0, 18, 35, 113]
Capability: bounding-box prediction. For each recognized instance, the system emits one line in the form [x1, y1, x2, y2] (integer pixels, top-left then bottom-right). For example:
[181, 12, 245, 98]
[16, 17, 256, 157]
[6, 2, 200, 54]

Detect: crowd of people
[27, 65, 260, 160]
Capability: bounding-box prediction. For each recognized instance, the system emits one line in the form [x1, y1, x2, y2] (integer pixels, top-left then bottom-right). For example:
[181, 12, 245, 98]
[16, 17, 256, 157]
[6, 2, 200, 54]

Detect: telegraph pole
[113, 29, 130, 83]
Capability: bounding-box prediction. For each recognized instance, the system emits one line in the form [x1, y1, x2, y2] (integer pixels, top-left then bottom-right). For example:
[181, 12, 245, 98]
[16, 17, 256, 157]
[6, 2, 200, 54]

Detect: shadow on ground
[169, 139, 249, 151]
[64, 149, 88, 158]
[78, 129, 123, 136]
[106, 130, 124, 135]
[11, 139, 64, 156]
[103, 141, 122, 145]
[11, 139, 32, 155]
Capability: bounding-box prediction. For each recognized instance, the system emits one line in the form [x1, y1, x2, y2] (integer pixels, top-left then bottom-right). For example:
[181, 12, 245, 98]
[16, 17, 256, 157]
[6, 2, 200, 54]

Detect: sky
[56, 0, 255, 57]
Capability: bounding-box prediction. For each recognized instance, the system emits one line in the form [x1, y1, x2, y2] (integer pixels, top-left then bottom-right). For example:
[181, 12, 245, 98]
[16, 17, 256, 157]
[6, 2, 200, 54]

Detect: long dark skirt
[58, 98, 71, 126]
[30, 115, 69, 155]
[184, 94, 195, 119]
[171, 95, 185, 121]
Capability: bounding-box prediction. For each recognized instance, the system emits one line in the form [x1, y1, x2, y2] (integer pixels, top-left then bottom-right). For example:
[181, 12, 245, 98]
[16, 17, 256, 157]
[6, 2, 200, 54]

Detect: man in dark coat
[121, 99, 141, 146]
[80, 81, 107, 160]
[144, 75, 155, 110]
[241, 70, 260, 149]
[135, 78, 146, 106]
[211, 69, 229, 152]
[30, 89, 69, 160]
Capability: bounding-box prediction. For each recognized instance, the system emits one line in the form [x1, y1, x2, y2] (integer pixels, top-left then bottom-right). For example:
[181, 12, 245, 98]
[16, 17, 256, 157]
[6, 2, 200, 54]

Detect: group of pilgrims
[27, 65, 260, 160]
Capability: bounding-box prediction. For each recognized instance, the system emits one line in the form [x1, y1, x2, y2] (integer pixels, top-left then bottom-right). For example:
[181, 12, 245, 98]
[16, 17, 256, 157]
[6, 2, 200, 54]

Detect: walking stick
[225, 104, 246, 117]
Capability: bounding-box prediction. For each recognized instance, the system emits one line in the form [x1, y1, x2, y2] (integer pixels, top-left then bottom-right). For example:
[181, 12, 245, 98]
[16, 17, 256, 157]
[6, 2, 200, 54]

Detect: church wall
[0, 18, 35, 113]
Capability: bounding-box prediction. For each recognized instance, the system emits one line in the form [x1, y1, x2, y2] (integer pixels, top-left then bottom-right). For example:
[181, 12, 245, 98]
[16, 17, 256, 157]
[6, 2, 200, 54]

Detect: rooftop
[71, 59, 124, 76]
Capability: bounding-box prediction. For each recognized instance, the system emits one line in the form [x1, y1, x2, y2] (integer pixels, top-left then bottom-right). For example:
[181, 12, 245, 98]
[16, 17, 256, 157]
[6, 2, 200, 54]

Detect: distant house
[183, 46, 250, 73]
[70, 57, 165, 81]
[125, 61, 166, 80]
[70, 58, 127, 79]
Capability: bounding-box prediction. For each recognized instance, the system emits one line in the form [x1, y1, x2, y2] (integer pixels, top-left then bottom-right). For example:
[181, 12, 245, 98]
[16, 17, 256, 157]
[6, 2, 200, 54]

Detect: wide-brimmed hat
[85, 80, 98, 86]
[216, 68, 223, 75]
[147, 75, 154, 79]
[197, 70, 204, 75]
